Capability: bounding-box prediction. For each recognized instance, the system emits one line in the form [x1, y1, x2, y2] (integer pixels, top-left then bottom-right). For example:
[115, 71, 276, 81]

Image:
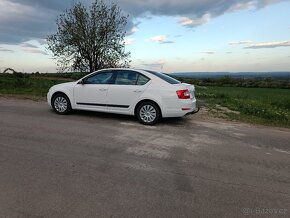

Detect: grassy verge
[196, 86, 290, 128]
[1, 74, 289, 128]
[0, 74, 71, 99]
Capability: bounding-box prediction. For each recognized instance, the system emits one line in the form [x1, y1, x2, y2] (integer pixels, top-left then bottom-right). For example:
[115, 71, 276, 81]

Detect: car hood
[50, 81, 76, 90]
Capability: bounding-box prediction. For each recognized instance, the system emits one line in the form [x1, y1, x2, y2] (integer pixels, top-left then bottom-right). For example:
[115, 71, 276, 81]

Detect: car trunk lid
[182, 83, 195, 99]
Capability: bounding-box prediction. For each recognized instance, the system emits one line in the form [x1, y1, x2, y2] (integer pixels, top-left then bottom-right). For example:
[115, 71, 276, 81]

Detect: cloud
[201, 50, 216, 54]
[0, 0, 287, 44]
[142, 60, 165, 69]
[120, 0, 286, 29]
[125, 19, 141, 36]
[227, 1, 256, 12]
[36, 39, 48, 45]
[150, 35, 166, 43]
[245, 40, 290, 49]
[178, 14, 210, 27]
[229, 40, 253, 45]
[124, 38, 134, 45]
[0, 0, 58, 44]
[150, 35, 174, 44]
[162, 41, 175, 44]
[119, 0, 286, 17]
[20, 42, 39, 48]
[22, 47, 48, 55]
[0, 47, 13, 52]
[126, 26, 139, 36]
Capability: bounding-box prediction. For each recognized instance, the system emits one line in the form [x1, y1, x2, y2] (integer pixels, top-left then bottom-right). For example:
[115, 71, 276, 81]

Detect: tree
[47, 0, 130, 73]
[3, 68, 17, 74]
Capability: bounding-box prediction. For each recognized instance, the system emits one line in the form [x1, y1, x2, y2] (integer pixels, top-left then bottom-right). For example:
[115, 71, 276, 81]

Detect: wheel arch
[134, 99, 163, 118]
[51, 91, 71, 106]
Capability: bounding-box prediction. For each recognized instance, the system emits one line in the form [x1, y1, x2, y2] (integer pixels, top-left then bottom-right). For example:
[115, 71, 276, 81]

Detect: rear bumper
[186, 107, 200, 115]
[162, 98, 197, 117]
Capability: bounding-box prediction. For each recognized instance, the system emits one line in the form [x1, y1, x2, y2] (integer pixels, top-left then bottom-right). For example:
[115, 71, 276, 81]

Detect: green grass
[0, 74, 71, 97]
[196, 86, 290, 128]
[1, 74, 289, 128]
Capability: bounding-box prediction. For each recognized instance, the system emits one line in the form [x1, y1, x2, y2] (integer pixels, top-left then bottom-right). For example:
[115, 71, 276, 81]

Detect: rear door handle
[134, 90, 142, 93]
[99, 88, 107, 91]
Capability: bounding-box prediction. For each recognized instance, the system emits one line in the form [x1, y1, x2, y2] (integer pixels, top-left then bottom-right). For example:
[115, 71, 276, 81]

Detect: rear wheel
[136, 101, 160, 125]
[52, 93, 71, 115]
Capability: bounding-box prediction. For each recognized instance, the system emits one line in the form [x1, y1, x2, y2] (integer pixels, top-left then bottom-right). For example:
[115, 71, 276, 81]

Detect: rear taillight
[176, 89, 190, 99]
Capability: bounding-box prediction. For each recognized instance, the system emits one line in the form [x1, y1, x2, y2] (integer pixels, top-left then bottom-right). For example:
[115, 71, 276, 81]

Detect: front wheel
[52, 93, 71, 115]
[136, 102, 161, 125]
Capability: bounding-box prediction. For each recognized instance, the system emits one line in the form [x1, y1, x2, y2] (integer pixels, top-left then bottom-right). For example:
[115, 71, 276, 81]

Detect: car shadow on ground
[72, 110, 136, 122]
[50, 109, 189, 126]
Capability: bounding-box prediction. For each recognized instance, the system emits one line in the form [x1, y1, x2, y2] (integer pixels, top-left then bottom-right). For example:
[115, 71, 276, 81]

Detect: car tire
[136, 101, 161, 125]
[52, 93, 72, 115]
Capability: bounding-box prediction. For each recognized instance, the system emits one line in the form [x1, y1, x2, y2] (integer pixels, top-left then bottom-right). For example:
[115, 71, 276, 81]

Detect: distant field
[0, 74, 71, 98]
[0, 73, 289, 128]
[196, 86, 290, 128]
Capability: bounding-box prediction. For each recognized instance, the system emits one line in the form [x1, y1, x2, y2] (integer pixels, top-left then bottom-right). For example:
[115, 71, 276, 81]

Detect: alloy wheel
[139, 105, 157, 123]
[54, 96, 68, 113]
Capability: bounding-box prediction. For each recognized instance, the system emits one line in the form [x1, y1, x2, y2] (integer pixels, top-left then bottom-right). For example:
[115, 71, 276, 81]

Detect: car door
[106, 70, 150, 112]
[73, 71, 114, 111]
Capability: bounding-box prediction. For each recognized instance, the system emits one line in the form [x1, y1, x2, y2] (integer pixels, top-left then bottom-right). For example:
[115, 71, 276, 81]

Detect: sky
[0, 0, 289, 73]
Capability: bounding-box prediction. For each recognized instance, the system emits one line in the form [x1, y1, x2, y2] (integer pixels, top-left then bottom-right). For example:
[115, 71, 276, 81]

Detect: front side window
[114, 71, 138, 85]
[85, 71, 113, 84]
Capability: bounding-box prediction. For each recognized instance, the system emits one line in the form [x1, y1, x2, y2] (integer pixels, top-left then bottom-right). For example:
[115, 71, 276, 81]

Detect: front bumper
[47, 90, 52, 107]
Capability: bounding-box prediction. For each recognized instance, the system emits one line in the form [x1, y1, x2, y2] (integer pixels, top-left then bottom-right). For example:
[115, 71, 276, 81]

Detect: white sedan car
[47, 68, 197, 125]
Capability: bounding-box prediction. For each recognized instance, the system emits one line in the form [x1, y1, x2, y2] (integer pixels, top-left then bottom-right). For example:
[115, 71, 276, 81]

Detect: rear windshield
[143, 70, 180, 84]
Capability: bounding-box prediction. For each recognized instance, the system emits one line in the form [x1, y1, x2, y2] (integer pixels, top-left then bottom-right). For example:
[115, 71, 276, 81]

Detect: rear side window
[115, 70, 138, 85]
[137, 74, 150, 85]
[144, 70, 180, 84]
[113, 70, 150, 85]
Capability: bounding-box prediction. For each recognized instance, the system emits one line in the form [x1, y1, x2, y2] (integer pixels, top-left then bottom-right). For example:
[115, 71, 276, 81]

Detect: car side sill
[76, 102, 129, 108]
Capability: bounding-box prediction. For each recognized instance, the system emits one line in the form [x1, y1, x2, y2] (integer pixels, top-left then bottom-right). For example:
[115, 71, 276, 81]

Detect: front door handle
[134, 90, 142, 93]
[99, 88, 107, 91]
